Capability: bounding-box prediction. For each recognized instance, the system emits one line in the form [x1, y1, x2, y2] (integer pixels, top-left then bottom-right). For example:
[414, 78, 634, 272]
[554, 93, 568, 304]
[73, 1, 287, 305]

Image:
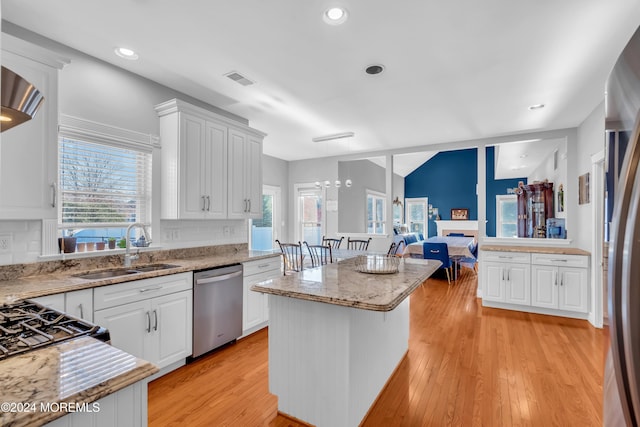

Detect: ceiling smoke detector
[225, 71, 255, 86]
[365, 64, 385, 75]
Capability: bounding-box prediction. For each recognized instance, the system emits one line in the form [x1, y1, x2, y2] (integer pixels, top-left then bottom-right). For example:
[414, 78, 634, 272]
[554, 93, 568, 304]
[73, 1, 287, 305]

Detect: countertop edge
[252, 259, 439, 312]
[479, 245, 591, 256]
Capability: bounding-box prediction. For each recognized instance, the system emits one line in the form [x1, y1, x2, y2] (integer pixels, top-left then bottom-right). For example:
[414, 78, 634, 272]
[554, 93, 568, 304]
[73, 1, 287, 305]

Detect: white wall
[263, 154, 290, 242]
[575, 102, 606, 251]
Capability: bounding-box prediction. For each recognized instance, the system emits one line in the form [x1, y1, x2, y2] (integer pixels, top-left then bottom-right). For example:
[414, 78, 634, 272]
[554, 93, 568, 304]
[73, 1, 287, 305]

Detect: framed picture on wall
[578, 173, 590, 205]
[451, 208, 469, 220]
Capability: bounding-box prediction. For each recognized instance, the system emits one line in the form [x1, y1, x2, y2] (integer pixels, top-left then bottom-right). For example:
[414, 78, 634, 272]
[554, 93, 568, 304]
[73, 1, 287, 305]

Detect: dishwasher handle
[195, 270, 243, 285]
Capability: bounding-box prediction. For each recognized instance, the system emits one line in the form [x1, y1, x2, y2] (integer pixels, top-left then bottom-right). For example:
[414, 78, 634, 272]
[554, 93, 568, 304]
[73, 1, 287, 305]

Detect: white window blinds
[58, 115, 155, 227]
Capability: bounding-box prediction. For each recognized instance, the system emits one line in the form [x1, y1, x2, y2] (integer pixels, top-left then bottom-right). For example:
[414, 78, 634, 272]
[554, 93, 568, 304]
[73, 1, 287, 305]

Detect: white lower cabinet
[93, 273, 193, 369]
[481, 261, 530, 305]
[531, 265, 588, 312]
[32, 289, 93, 322]
[43, 381, 145, 427]
[481, 250, 589, 318]
[242, 257, 281, 335]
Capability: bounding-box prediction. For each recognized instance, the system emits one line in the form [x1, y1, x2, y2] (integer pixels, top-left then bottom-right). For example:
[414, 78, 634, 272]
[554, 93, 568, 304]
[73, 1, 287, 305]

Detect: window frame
[496, 194, 518, 238]
[366, 189, 386, 234]
[57, 115, 158, 237]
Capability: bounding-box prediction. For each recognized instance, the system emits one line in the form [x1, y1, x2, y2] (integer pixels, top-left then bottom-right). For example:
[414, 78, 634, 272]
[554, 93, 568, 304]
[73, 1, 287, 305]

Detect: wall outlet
[0, 234, 12, 252]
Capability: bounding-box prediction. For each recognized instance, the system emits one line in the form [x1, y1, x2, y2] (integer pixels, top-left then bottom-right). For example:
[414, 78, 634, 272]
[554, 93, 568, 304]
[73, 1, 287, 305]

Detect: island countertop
[251, 257, 441, 312]
[0, 336, 158, 427]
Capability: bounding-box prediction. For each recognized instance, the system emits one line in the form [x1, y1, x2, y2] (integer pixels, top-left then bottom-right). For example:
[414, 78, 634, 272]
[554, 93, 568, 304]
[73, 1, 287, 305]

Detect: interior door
[405, 198, 428, 236]
[295, 184, 324, 244]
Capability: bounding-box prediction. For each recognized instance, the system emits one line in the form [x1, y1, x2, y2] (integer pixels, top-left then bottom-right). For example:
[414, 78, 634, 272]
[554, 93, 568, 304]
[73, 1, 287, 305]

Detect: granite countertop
[0, 248, 279, 304]
[479, 245, 590, 256]
[0, 336, 158, 427]
[251, 257, 441, 312]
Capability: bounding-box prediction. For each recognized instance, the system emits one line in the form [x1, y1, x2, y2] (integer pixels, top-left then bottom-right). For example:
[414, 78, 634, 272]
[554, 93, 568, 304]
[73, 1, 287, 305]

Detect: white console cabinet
[481, 252, 531, 305]
[481, 249, 589, 319]
[531, 253, 589, 313]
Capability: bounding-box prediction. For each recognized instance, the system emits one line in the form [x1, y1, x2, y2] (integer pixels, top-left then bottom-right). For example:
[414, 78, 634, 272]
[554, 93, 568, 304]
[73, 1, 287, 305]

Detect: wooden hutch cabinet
[515, 182, 554, 238]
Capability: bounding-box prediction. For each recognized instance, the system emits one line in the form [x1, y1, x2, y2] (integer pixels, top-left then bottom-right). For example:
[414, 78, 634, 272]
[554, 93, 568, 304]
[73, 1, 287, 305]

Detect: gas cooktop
[0, 300, 109, 360]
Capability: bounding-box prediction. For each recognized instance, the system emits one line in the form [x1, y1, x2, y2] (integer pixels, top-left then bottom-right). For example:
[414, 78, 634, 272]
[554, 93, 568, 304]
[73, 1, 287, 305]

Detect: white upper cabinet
[155, 99, 265, 220]
[227, 129, 263, 219]
[0, 34, 68, 219]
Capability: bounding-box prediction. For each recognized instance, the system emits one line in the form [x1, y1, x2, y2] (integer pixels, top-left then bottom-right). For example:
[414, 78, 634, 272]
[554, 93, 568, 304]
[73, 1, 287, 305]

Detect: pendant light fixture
[313, 132, 355, 188]
[1, 66, 45, 132]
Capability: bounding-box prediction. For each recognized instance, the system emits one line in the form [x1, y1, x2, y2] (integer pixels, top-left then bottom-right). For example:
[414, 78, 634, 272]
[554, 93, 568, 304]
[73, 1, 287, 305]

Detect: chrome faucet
[123, 222, 150, 267]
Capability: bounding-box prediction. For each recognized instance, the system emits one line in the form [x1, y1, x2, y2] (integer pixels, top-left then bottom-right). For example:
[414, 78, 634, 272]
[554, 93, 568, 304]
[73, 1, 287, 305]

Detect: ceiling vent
[224, 71, 254, 86]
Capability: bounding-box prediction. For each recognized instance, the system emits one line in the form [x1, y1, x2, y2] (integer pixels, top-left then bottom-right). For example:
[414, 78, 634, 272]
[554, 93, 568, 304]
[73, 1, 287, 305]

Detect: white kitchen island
[252, 257, 440, 427]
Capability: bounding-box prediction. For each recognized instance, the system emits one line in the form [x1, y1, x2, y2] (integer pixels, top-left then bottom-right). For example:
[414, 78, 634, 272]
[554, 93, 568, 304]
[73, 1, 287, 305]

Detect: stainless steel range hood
[1, 66, 45, 132]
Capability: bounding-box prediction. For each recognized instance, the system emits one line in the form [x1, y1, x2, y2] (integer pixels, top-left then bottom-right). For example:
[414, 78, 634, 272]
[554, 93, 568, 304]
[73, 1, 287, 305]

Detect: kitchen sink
[74, 268, 139, 280]
[131, 263, 180, 272]
[73, 264, 180, 280]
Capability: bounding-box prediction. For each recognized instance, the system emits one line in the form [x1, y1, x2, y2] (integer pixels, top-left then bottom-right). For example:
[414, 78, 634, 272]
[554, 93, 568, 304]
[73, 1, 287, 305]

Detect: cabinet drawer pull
[153, 309, 158, 331]
[498, 256, 513, 259]
[51, 182, 57, 208]
[551, 259, 568, 262]
[206, 195, 211, 211]
[139, 286, 163, 293]
[201, 195, 206, 211]
[258, 263, 271, 268]
[146, 311, 151, 333]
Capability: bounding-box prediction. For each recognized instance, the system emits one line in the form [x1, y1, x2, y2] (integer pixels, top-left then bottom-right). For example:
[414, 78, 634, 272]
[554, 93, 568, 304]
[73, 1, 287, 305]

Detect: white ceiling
[493, 138, 563, 180]
[2, 1, 640, 163]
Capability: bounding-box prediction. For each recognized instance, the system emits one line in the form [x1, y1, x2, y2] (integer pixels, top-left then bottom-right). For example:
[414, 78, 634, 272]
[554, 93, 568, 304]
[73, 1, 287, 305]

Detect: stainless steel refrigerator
[606, 24, 640, 427]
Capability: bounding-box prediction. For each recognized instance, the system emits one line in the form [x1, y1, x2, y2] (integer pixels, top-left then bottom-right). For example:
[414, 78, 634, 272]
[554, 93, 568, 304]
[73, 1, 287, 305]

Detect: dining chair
[322, 236, 344, 249]
[387, 240, 405, 257]
[276, 240, 303, 275]
[347, 237, 371, 251]
[304, 242, 333, 267]
[448, 232, 465, 237]
[422, 242, 453, 285]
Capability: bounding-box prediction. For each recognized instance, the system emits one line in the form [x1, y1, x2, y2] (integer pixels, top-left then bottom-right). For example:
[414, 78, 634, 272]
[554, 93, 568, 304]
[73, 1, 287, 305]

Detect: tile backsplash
[0, 219, 249, 266]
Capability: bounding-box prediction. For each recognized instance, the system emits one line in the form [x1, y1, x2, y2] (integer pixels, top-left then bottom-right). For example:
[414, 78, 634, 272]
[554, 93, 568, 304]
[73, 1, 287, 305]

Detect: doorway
[249, 185, 281, 250]
[294, 183, 325, 244]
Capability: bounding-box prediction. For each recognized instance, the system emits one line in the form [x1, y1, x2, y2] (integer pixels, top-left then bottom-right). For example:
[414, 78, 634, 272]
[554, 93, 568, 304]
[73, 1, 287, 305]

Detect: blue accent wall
[405, 148, 477, 237]
[485, 146, 527, 237]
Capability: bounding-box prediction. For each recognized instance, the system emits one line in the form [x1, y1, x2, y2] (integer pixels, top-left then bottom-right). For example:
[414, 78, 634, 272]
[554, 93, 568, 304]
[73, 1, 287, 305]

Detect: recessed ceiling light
[528, 104, 545, 110]
[114, 47, 139, 60]
[323, 7, 348, 25]
[365, 64, 385, 75]
[520, 154, 528, 158]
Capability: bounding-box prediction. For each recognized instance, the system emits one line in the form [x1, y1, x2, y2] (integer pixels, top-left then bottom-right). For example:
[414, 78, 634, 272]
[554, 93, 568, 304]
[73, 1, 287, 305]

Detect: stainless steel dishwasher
[192, 264, 243, 358]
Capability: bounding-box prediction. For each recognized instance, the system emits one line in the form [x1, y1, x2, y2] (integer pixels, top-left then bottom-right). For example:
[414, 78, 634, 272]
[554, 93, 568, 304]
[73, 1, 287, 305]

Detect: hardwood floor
[148, 269, 607, 426]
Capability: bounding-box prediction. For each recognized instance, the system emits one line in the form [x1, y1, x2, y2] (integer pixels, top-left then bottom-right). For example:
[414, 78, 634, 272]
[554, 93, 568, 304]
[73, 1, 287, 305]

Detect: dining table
[403, 235, 477, 280]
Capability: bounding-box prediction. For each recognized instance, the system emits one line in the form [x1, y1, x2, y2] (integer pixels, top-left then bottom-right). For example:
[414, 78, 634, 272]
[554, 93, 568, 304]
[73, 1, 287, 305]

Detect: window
[58, 115, 155, 241]
[367, 190, 386, 234]
[496, 195, 517, 237]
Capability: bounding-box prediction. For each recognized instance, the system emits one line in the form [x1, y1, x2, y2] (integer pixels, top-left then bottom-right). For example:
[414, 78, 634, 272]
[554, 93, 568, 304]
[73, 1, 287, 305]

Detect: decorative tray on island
[354, 254, 400, 274]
